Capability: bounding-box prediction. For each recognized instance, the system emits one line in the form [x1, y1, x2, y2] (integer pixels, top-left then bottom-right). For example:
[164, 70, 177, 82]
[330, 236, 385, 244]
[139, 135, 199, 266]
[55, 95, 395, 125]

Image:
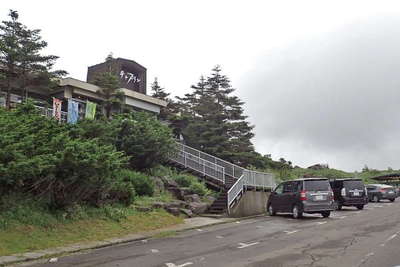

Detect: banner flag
[85, 101, 96, 120]
[67, 99, 79, 124]
[52, 98, 63, 121]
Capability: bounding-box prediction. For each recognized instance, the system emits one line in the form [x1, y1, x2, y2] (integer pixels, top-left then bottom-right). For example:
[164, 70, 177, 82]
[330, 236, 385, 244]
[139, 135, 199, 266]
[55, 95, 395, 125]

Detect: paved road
[31, 201, 400, 267]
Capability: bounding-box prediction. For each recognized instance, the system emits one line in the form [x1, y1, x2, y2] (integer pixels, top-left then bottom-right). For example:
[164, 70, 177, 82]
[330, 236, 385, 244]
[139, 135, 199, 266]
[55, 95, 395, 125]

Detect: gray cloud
[239, 16, 400, 171]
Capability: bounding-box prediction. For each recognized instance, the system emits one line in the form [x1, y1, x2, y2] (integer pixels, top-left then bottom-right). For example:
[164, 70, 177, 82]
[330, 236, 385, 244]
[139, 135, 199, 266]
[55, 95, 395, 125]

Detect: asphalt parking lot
[29, 200, 400, 267]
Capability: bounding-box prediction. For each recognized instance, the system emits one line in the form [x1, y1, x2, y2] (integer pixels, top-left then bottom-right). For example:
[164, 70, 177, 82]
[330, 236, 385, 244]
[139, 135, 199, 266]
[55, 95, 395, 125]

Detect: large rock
[161, 176, 179, 188]
[165, 207, 180, 216]
[184, 194, 201, 203]
[152, 177, 165, 195]
[205, 195, 216, 203]
[180, 208, 194, 218]
[164, 200, 189, 209]
[168, 188, 185, 200]
[188, 202, 208, 215]
[136, 206, 152, 212]
[152, 202, 165, 209]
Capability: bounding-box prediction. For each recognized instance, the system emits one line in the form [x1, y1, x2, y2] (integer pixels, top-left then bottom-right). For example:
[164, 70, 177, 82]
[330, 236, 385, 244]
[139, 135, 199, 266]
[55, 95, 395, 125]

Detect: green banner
[85, 101, 96, 120]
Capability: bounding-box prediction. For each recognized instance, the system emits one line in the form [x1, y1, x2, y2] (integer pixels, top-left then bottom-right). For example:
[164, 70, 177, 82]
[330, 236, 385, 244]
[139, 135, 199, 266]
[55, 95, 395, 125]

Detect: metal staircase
[169, 142, 276, 214]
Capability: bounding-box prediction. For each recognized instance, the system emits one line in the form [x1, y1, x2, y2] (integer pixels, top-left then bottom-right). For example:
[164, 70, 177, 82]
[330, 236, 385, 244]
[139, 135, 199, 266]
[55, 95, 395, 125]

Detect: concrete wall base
[229, 190, 270, 218]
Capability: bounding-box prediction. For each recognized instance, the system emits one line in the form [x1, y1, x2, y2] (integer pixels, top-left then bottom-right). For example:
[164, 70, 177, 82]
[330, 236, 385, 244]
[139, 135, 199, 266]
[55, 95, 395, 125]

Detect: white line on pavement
[151, 249, 159, 253]
[216, 235, 224, 239]
[317, 222, 327, 225]
[386, 234, 397, 242]
[196, 229, 203, 232]
[284, 230, 299, 235]
[237, 242, 260, 249]
[165, 262, 193, 267]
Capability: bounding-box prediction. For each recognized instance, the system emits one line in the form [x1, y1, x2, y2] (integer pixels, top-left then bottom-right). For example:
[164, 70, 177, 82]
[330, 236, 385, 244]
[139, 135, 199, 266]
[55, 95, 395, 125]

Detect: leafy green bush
[73, 112, 176, 170]
[174, 174, 197, 187]
[115, 169, 154, 197]
[173, 173, 209, 196]
[111, 112, 176, 170]
[189, 181, 209, 196]
[0, 103, 131, 208]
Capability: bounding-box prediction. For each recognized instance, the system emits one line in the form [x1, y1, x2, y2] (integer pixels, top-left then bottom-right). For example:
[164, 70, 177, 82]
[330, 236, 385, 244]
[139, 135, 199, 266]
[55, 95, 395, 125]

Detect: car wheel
[356, 205, 364, 210]
[390, 198, 395, 202]
[292, 205, 303, 219]
[373, 195, 379, 203]
[268, 204, 276, 216]
[321, 211, 331, 218]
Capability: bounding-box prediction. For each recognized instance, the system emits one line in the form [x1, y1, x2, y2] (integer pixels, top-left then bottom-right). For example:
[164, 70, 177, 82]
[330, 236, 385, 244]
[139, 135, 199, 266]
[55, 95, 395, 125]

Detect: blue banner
[67, 99, 79, 124]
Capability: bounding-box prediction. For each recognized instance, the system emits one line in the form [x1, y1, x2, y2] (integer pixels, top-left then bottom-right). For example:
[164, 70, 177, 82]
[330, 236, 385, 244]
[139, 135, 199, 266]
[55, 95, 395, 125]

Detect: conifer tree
[179, 66, 256, 166]
[150, 77, 172, 121]
[0, 10, 66, 108]
[93, 55, 124, 119]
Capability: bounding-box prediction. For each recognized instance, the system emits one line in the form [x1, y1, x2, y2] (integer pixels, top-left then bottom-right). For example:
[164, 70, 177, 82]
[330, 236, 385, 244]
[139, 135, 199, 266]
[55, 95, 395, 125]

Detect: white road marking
[337, 216, 347, 219]
[237, 242, 260, 249]
[48, 258, 58, 263]
[386, 234, 397, 242]
[359, 252, 374, 265]
[151, 249, 159, 253]
[284, 230, 299, 235]
[165, 262, 193, 267]
[141, 239, 148, 243]
[196, 229, 203, 232]
[216, 235, 224, 239]
[256, 225, 264, 228]
[317, 221, 327, 225]
[236, 221, 241, 224]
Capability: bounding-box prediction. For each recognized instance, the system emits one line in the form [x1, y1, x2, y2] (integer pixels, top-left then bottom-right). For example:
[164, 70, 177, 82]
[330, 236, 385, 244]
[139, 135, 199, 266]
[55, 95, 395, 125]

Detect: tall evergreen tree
[150, 77, 171, 121]
[93, 55, 124, 119]
[0, 10, 66, 108]
[179, 66, 256, 166]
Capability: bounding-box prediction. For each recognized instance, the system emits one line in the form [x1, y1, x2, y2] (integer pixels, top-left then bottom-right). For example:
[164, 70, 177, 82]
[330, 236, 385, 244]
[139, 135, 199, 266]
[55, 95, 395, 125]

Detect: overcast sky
[2, 0, 400, 171]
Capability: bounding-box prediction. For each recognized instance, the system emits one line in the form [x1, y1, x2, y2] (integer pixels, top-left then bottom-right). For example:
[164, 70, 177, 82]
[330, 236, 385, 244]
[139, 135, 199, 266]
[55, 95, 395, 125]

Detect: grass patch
[0, 194, 183, 256]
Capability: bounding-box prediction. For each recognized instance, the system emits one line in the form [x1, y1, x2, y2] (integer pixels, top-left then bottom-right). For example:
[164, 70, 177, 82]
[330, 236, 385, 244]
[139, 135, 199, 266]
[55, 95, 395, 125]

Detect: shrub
[174, 174, 197, 187]
[115, 169, 154, 197]
[189, 181, 209, 196]
[173, 173, 210, 196]
[73, 112, 176, 170]
[111, 112, 176, 170]
[0, 104, 130, 208]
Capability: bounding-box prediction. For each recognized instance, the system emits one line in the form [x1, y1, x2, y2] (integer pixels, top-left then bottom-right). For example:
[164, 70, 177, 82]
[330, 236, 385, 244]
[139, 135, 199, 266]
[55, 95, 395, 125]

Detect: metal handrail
[227, 172, 246, 214]
[36, 106, 68, 122]
[176, 142, 275, 189]
[169, 150, 225, 184]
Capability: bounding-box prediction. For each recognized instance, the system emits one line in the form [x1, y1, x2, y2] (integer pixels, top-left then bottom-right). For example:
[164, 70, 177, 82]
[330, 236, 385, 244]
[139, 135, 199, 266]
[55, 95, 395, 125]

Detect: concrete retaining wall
[229, 190, 270, 217]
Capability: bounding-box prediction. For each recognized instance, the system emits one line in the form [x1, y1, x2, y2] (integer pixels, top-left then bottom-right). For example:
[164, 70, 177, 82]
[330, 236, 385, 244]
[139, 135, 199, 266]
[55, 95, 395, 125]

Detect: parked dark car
[267, 178, 335, 219]
[329, 178, 367, 210]
[366, 184, 397, 202]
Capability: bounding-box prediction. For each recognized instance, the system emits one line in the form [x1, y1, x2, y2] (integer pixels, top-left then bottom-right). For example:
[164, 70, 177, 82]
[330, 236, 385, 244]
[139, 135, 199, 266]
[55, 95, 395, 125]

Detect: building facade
[0, 58, 166, 117]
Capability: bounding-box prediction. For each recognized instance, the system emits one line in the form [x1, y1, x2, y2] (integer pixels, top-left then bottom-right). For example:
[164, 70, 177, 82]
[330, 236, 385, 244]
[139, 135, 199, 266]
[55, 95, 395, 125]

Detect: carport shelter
[371, 173, 400, 187]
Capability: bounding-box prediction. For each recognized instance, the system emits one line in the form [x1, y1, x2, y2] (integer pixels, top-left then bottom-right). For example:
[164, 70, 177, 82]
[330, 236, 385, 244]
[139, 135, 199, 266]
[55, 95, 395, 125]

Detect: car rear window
[304, 180, 330, 191]
[343, 180, 364, 190]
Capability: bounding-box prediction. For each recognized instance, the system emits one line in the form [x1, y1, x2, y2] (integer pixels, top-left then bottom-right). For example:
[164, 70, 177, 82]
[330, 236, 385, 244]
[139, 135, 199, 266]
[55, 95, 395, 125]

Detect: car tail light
[380, 189, 386, 193]
[329, 191, 334, 201]
[300, 190, 307, 201]
[341, 188, 346, 197]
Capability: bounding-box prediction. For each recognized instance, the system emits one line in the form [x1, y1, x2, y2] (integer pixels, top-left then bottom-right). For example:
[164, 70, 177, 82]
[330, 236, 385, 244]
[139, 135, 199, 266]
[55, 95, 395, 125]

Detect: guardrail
[36, 106, 68, 122]
[169, 150, 225, 184]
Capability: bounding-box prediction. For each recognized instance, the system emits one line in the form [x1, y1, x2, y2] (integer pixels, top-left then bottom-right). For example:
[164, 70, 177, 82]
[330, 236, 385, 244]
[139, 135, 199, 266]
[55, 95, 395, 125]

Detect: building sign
[120, 70, 141, 84]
